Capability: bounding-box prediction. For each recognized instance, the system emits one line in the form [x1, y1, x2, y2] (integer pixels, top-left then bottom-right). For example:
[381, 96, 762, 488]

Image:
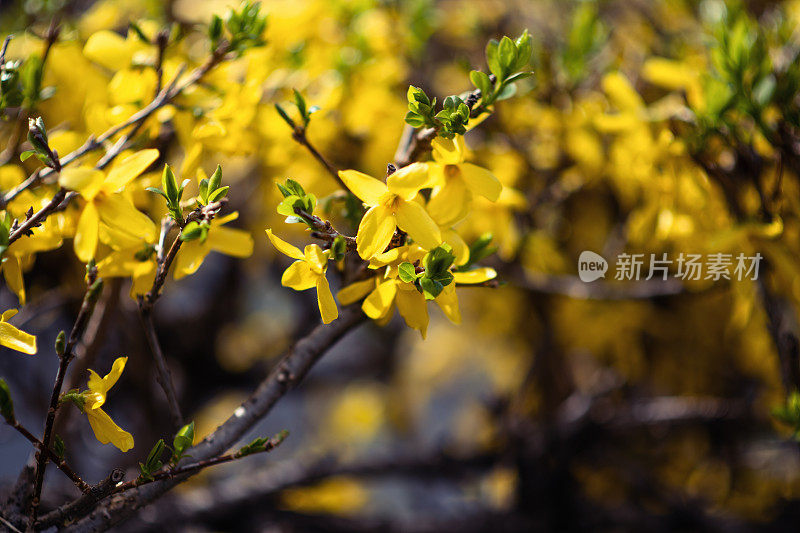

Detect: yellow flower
[96, 225, 157, 298]
[266, 229, 338, 324]
[426, 136, 502, 227]
[1, 220, 63, 304]
[58, 149, 160, 262]
[363, 277, 429, 338]
[338, 163, 441, 259]
[71, 357, 134, 452]
[174, 212, 254, 279]
[0, 309, 37, 355]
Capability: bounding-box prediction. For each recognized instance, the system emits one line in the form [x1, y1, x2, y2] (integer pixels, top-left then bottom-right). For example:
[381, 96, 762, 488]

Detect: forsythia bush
[2, 0, 800, 531]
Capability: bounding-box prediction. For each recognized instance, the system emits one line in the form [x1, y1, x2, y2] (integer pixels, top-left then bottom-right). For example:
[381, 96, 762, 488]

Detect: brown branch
[37, 433, 287, 530]
[290, 127, 346, 189]
[7, 187, 66, 245]
[137, 309, 182, 430]
[34, 470, 124, 530]
[28, 277, 104, 526]
[2, 42, 231, 207]
[7, 418, 89, 492]
[294, 208, 357, 251]
[136, 200, 226, 428]
[62, 305, 366, 532]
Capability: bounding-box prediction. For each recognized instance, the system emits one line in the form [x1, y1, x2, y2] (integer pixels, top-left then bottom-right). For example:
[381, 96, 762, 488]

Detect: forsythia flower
[266, 229, 338, 324]
[65, 357, 134, 452]
[338, 163, 441, 259]
[174, 212, 255, 279]
[1, 222, 63, 304]
[0, 309, 36, 354]
[96, 225, 157, 298]
[426, 135, 502, 226]
[58, 149, 159, 262]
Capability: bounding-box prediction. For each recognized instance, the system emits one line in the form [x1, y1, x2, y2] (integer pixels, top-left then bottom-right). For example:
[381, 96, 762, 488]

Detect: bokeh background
[2, 0, 800, 531]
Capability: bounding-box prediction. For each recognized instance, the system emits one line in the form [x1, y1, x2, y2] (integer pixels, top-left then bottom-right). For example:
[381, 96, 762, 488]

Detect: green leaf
[495, 83, 517, 102]
[498, 36, 516, 75]
[505, 71, 533, 84]
[162, 165, 178, 203]
[238, 437, 269, 457]
[172, 421, 195, 460]
[19, 150, 35, 162]
[208, 185, 229, 203]
[419, 276, 444, 300]
[208, 164, 223, 192]
[208, 14, 223, 46]
[398, 262, 419, 283]
[293, 88, 307, 122]
[469, 70, 493, 100]
[145, 439, 165, 472]
[331, 235, 347, 261]
[486, 39, 502, 80]
[53, 435, 65, 460]
[180, 221, 208, 242]
[275, 103, 295, 128]
[145, 187, 169, 201]
[0, 378, 13, 421]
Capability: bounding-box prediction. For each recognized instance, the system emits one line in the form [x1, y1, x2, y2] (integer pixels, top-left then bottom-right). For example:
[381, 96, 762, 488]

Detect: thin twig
[28, 278, 104, 526]
[2, 42, 231, 206]
[136, 200, 226, 428]
[138, 309, 182, 429]
[294, 208, 356, 250]
[7, 187, 66, 245]
[7, 418, 89, 492]
[290, 127, 346, 189]
[62, 306, 366, 532]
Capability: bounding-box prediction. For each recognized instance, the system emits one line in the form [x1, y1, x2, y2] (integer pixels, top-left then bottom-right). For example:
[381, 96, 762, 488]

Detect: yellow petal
[304, 244, 329, 274]
[435, 283, 461, 325]
[74, 202, 100, 263]
[316, 274, 339, 324]
[265, 229, 304, 260]
[2, 257, 25, 305]
[282, 261, 318, 290]
[453, 267, 497, 284]
[83, 30, 135, 70]
[59, 168, 105, 200]
[337, 278, 376, 305]
[103, 149, 160, 192]
[173, 240, 209, 280]
[459, 163, 502, 202]
[442, 229, 469, 266]
[1, 309, 18, 322]
[394, 200, 441, 250]
[87, 356, 127, 408]
[356, 205, 396, 260]
[95, 194, 157, 242]
[431, 136, 465, 165]
[426, 174, 472, 227]
[362, 279, 398, 319]
[207, 226, 254, 258]
[386, 163, 432, 200]
[85, 407, 134, 452]
[395, 286, 429, 339]
[338, 170, 387, 205]
[0, 321, 36, 354]
[602, 71, 643, 111]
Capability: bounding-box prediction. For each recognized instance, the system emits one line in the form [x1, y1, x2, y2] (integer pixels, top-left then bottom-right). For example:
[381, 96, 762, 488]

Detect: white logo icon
[578, 251, 608, 282]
